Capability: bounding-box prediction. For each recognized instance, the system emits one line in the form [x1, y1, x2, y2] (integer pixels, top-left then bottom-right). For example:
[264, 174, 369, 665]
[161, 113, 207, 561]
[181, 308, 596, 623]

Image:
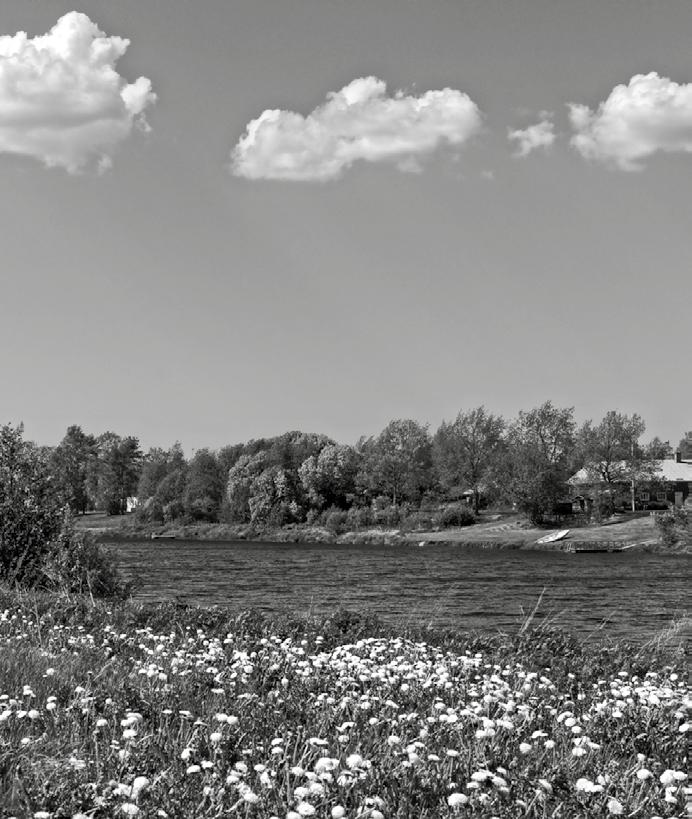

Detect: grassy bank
[0, 590, 689, 818]
[76, 512, 690, 552]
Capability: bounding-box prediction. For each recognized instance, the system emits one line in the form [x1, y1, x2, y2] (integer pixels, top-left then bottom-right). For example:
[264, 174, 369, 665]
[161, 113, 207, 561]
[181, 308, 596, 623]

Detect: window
[657, 492, 667, 502]
[639, 492, 650, 502]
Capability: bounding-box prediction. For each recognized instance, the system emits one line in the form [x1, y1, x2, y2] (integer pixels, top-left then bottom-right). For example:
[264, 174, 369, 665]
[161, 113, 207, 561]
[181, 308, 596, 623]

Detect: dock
[564, 541, 624, 553]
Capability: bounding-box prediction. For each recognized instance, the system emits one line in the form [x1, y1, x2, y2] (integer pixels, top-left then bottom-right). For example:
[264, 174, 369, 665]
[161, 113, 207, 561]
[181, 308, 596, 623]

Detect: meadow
[0, 591, 688, 819]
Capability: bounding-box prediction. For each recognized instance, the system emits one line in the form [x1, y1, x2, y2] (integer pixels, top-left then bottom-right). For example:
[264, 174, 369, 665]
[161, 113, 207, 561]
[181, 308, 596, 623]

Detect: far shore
[75, 511, 690, 553]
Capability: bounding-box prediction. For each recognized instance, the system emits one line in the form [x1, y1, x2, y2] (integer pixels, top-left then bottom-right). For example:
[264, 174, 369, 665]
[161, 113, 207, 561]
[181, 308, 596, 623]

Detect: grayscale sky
[1, 0, 690, 452]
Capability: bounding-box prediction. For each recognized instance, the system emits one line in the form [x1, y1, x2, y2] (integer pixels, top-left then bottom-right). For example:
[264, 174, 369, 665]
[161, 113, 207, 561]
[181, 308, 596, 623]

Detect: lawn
[410, 513, 667, 548]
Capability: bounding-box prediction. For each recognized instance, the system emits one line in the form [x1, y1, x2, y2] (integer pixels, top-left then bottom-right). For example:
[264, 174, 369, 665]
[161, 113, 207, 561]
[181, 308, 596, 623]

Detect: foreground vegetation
[0, 592, 688, 818]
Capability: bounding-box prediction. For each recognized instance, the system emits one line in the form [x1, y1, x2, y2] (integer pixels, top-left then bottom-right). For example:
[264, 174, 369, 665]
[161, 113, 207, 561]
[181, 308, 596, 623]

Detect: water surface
[109, 539, 690, 640]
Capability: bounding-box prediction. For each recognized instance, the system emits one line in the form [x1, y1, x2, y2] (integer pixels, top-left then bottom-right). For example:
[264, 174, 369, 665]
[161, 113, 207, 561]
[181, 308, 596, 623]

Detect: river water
[107, 539, 690, 641]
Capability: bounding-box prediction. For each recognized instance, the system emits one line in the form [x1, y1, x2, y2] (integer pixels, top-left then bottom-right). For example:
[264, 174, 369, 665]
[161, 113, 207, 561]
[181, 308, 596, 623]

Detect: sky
[0, 0, 690, 454]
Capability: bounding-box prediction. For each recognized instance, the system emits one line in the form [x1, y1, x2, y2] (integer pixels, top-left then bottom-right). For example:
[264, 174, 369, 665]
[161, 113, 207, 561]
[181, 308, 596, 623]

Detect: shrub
[41, 522, 132, 599]
[435, 503, 476, 528]
[345, 506, 371, 530]
[655, 507, 690, 547]
[323, 507, 348, 534]
[371, 499, 401, 527]
[398, 508, 436, 531]
[0, 423, 129, 598]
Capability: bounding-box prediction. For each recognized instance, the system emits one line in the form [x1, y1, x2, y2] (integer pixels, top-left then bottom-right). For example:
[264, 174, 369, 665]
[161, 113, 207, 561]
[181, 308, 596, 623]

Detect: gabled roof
[569, 458, 692, 485]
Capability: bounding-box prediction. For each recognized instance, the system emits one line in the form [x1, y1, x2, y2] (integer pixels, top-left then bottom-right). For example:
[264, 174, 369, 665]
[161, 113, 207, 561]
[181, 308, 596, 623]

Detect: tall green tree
[298, 443, 359, 511]
[578, 412, 669, 511]
[359, 420, 433, 506]
[497, 401, 576, 523]
[88, 433, 142, 515]
[184, 449, 225, 521]
[677, 432, 692, 460]
[50, 425, 96, 515]
[433, 407, 505, 513]
[137, 443, 186, 502]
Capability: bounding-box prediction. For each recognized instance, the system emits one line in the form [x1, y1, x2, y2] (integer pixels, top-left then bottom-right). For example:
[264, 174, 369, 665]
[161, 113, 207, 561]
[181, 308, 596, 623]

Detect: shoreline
[78, 517, 690, 553]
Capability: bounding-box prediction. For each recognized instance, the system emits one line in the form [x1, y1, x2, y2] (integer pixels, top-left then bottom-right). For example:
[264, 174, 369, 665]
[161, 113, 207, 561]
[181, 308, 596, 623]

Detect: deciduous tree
[359, 420, 433, 506]
[50, 425, 96, 515]
[433, 407, 504, 513]
[497, 401, 576, 523]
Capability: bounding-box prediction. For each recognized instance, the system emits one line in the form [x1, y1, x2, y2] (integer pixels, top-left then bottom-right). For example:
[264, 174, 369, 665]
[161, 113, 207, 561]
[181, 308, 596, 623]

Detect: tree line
[14, 402, 684, 529]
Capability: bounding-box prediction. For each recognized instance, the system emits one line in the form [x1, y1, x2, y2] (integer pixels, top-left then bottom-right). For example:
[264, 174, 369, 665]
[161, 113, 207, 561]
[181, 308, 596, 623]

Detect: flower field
[0, 593, 688, 818]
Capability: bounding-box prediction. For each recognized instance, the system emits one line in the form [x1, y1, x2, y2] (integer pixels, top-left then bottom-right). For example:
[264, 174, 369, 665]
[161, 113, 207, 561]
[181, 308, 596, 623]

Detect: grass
[75, 510, 690, 552]
[0, 590, 688, 818]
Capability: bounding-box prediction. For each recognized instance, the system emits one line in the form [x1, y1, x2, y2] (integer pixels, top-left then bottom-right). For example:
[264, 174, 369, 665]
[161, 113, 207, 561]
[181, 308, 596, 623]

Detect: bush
[655, 507, 690, 546]
[435, 503, 476, 528]
[345, 506, 370, 530]
[398, 509, 436, 531]
[371, 500, 401, 527]
[41, 522, 132, 599]
[0, 423, 129, 598]
[323, 508, 348, 534]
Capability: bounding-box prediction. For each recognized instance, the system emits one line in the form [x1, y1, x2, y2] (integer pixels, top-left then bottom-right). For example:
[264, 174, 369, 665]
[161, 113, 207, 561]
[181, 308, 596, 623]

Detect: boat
[535, 529, 570, 545]
[151, 533, 177, 540]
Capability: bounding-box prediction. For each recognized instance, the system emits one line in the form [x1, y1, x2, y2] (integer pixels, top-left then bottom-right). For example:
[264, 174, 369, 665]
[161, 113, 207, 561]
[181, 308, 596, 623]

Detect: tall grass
[0, 589, 688, 818]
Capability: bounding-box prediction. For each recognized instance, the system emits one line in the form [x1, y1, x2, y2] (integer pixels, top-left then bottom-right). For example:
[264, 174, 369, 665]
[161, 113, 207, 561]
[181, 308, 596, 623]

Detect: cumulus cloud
[232, 76, 482, 181]
[508, 117, 555, 157]
[569, 72, 692, 170]
[0, 11, 156, 172]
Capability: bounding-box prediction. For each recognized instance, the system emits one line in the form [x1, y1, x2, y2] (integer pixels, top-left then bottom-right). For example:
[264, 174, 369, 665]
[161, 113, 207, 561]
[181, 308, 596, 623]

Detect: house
[568, 450, 692, 510]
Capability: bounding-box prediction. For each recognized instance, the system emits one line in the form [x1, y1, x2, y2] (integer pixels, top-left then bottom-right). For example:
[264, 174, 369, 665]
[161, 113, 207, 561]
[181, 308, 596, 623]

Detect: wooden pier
[563, 541, 624, 553]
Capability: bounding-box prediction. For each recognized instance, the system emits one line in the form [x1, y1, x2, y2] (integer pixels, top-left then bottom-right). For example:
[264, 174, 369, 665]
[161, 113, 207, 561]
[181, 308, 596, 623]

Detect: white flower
[121, 806, 140, 817]
[530, 777, 549, 793]
[447, 792, 469, 807]
[186, 765, 201, 774]
[331, 808, 346, 819]
[346, 753, 365, 769]
[519, 742, 532, 754]
[314, 757, 339, 775]
[575, 778, 595, 793]
[131, 777, 149, 799]
[636, 768, 652, 780]
[296, 803, 316, 817]
[659, 770, 676, 786]
[607, 798, 624, 815]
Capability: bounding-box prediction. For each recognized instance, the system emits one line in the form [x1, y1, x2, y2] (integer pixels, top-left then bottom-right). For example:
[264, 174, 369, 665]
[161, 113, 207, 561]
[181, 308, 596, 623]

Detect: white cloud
[0, 12, 156, 172]
[232, 76, 482, 181]
[569, 72, 692, 170]
[508, 118, 555, 157]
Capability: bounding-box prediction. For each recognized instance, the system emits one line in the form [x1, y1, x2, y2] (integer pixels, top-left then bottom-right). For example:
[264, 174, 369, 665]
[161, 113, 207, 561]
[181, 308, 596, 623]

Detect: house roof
[569, 458, 692, 485]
